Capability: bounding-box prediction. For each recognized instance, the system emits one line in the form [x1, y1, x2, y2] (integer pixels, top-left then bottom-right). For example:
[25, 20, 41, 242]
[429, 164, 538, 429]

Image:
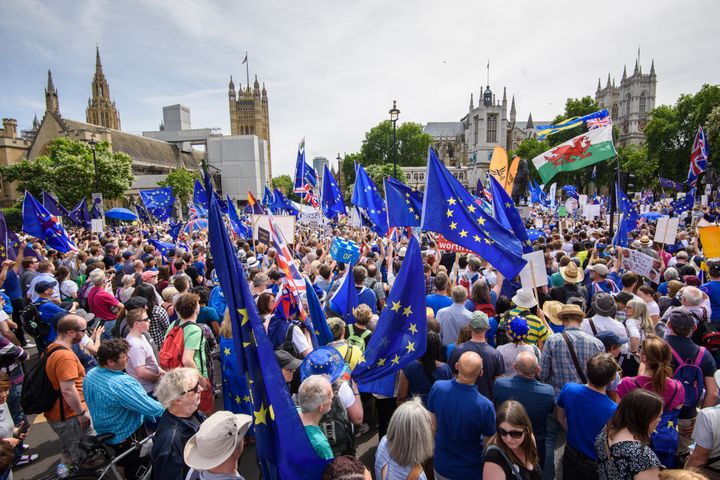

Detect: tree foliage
[365, 163, 404, 196]
[1, 137, 133, 207]
[359, 121, 432, 167]
[158, 168, 199, 205]
[271, 174, 299, 202]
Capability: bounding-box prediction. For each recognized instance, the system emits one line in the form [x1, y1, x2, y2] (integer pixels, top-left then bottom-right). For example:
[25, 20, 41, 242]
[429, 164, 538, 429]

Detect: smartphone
[16, 420, 29, 437]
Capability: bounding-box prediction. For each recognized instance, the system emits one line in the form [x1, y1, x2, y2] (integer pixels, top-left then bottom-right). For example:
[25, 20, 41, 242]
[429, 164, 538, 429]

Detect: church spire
[650, 59, 655, 76]
[526, 113, 534, 130]
[86, 46, 120, 129]
[510, 95, 516, 124]
[597, 78, 601, 91]
[469, 93, 474, 110]
[622, 65, 627, 80]
[606, 73, 611, 88]
[45, 70, 59, 113]
[95, 45, 102, 71]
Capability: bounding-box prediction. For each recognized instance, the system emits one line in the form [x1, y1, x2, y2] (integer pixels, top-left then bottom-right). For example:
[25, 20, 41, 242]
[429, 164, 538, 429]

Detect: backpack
[77, 282, 93, 312]
[20, 300, 50, 339]
[275, 323, 301, 359]
[319, 383, 356, 457]
[670, 346, 706, 408]
[20, 345, 68, 417]
[159, 320, 203, 370]
[696, 321, 720, 353]
[632, 378, 681, 468]
[346, 325, 371, 353]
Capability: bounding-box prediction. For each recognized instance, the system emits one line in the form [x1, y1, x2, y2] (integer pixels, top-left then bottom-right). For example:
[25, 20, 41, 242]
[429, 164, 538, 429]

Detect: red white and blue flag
[586, 116, 612, 130]
[687, 126, 709, 187]
[268, 216, 307, 320]
[303, 189, 320, 209]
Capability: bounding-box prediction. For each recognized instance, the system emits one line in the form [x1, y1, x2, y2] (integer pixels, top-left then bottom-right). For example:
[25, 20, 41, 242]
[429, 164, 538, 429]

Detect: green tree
[272, 174, 299, 202]
[365, 163, 404, 196]
[618, 144, 654, 189]
[159, 168, 199, 205]
[1, 137, 133, 206]
[341, 152, 362, 196]
[646, 84, 720, 181]
[359, 121, 432, 167]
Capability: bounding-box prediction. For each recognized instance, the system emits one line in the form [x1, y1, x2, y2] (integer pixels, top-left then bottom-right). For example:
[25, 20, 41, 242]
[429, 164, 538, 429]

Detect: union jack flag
[267, 216, 307, 321]
[687, 126, 709, 187]
[303, 189, 320, 209]
[585, 116, 612, 130]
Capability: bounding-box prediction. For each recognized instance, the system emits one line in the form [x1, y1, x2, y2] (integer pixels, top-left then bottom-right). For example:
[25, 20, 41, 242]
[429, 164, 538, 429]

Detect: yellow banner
[489, 147, 508, 185]
[505, 156, 519, 195]
[699, 226, 720, 258]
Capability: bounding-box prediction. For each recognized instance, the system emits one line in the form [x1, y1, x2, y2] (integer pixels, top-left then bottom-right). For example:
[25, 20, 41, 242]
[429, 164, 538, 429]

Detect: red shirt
[88, 286, 120, 320]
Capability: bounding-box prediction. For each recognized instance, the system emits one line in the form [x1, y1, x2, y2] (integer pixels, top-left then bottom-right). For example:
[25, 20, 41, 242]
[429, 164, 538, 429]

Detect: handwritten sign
[436, 234, 473, 254]
[519, 250, 547, 289]
[583, 204, 601, 220]
[620, 249, 663, 283]
[653, 216, 679, 245]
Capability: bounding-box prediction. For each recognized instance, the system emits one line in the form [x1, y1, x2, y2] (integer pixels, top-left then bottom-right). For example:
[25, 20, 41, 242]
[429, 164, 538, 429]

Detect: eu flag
[329, 269, 358, 324]
[273, 189, 299, 216]
[0, 212, 12, 262]
[140, 187, 175, 222]
[304, 278, 333, 346]
[42, 191, 68, 217]
[612, 183, 639, 248]
[321, 164, 346, 219]
[384, 177, 423, 227]
[168, 220, 183, 242]
[227, 195, 251, 240]
[134, 203, 152, 224]
[672, 188, 695, 216]
[68, 198, 91, 229]
[351, 163, 388, 236]
[90, 201, 102, 220]
[293, 139, 318, 192]
[421, 148, 526, 279]
[489, 175, 532, 253]
[352, 235, 426, 382]
[208, 195, 328, 480]
[263, 186, 276, 213]
[194, 179, 208, 210]
[22, 191, 77, 253]
[148, 238, 175, 259]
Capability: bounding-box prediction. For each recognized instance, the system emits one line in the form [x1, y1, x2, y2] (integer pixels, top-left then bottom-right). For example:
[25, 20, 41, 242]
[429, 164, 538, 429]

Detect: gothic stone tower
[228, 74, 271, 177]
[86, 47, 121, 130]
[45, 70, 59, 114]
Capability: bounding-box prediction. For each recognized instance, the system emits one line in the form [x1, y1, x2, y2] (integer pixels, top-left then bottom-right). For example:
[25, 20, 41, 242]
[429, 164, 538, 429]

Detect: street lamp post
[88, 138, 100, 195]
[389, 100, 400, 178]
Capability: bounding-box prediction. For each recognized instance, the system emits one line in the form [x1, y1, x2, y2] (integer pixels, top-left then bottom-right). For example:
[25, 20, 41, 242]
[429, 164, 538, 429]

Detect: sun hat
[398, 247, 407, 258]
[639, 235, 653, 247]
[541, 300, 565, 326]
[591, 292, 617, 317]
[557, 304, 585, 321]
[511, 288, 537, 310]
[299, 346, 345, 383]
[507, 316, 530, 342]
[245, 256, 260, 269]
[184, 411, 252, 471]
[560, 262, 584, 283]
[469, 311, 490, 331]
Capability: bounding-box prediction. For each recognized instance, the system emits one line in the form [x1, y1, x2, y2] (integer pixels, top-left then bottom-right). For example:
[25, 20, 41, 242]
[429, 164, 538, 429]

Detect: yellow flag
[505, 156, 520, 195]
[488, 147, 508, 185]
[698, 226, 720, 258]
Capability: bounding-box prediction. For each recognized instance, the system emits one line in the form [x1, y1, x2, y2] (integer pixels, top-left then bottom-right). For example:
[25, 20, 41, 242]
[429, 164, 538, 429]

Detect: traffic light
[618, 171, 636, 192]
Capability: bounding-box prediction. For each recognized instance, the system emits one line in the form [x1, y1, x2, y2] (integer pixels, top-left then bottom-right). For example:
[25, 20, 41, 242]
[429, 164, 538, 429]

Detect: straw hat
[557, 304, 585, 321]
[560, 262, 584, 283]
[511, 288, 537, 309]
[542, 300, 564, 326]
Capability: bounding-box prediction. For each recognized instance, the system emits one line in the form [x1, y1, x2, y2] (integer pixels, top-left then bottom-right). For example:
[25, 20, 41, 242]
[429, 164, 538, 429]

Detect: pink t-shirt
[88, 286, 120, 320]
[617, 375, 685, 411]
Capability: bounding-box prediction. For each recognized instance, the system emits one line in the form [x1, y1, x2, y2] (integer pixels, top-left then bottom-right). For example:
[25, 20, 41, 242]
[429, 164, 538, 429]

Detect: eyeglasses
[182, 381, 202, 395]
[73, 328, 87, 333]
[498, 427, 525, 439]
[138, 317, 150, 323]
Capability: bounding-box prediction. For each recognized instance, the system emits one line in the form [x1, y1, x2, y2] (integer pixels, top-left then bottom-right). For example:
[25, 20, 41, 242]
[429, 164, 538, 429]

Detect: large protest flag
[273, 189, 299, 216]
[421, 147, 526, 279]
[208, 193, 328, 480]
[304, 277, 333, 346]
[329, 268, 358, 325]
[293, 138, 318, 193]
[531, 125, 616, 184]
[687, 126, 709, 187]
[384, 177, 422, 227]
[140, 187, 175, 222]
[352, 163, 388, 236]
[194, 179, 208, 210]
[42, 191, 69, 217]
[536, 109, 610, 140]
[227, 195, 251, 240]
[489, 175, 532, 253]
[68, 198, 91, 229]
[321, 163, 346, 219]
[22, 191, 77, 253]
[352, 234, 427, 383]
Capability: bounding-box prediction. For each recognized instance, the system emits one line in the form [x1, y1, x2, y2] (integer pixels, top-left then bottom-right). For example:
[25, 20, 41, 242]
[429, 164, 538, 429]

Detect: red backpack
[159, 320, 200, 370]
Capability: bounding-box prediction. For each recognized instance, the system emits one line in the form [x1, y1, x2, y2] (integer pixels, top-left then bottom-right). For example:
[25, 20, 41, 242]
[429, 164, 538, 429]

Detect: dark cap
[614, 292, 634, 306]
[124, 296, 148, 311]
[275, 350, 302, 371]
[122, 251, 134, 259]
[709, 261, 720, 277]
[596, 330, 628, 350]
[34, 280, 57, 294]
[667, 307, 697, 332]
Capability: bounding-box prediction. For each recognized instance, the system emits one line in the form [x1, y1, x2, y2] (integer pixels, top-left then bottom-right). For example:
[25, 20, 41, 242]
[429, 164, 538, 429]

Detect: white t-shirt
[581, 315, 629, 353]
[646, 300, 660, 318]
[337, 381, 355, 410]
[692, 406, 720, 469]
[125, 333, 160, 393]
[60, 279, 78, 299]
[291, 325, 310, 355]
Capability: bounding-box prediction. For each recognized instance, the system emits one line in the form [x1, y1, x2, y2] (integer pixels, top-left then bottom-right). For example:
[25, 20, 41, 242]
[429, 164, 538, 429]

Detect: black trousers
[10, 298, 27, 345]
[562, 444, 598, 480]
[375, 397, 397, 439]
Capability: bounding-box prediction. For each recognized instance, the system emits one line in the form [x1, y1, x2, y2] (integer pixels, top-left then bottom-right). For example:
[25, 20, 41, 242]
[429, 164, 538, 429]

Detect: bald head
[456, 351, 483, 384]
[514, 351, 539, 378]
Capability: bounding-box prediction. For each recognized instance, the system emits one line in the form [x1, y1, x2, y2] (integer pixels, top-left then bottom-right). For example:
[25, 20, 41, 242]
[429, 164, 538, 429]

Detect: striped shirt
[83, 367, 164, 444]
[503, 308, 550, 346]
[375, 436, 427, 480]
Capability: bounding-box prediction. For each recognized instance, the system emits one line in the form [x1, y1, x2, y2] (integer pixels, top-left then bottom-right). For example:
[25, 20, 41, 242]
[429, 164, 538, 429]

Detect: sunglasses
[498, 427, 525, 439]
[182, 381, 202, 396]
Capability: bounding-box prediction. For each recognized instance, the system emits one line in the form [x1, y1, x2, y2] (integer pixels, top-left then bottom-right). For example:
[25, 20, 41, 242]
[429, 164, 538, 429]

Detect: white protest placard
[583, 204, 601, 220]
[702, 195, 709, 207]
[534, 218, 543, 229]
[653, 216, 679, 245]
[519, 250, 547, 289]
[91, 219, 104, 234]
[579, 195, 588, 207]
[620, 248, 663, 283]
[565, 198, 578, 214]
[251, 215, 295, 243]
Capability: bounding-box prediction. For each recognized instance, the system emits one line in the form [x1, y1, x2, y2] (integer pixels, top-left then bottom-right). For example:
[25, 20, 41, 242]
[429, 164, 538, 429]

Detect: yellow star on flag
[223, 347, 231, 356]
[391, 301, 401, 312]
[254, 403, 268, 425]
[405, 341, 415, 353]
[408, 323, 418, 335]
[403, 305, 413, 317]
[238, 308, 249, 325]
[377, 358, 386, 367]
[243, 395, 251, 403]
[468, 205, 476, 213]
[446, 209, 453, 218]
[449, 222, 457, 230]
[447, 197, 457, 205]
[235, 395, 241, 404]
[477, 217, 486, 226]
[391, 354, 401, 365]
[459, 229, 468, 238]
[474, 234, 481, 242]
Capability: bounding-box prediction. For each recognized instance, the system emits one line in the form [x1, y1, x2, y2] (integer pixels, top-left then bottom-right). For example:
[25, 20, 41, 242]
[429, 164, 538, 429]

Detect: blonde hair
[627, 298, 653, 336]
[659, 469, 710, 480]
[219, 309, 232, 339]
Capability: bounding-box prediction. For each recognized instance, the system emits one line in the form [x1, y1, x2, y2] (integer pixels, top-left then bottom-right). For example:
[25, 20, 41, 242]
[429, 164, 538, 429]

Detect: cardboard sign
[257, 227, 270, 246]
[584, 204, 601, 220]
[578, 194, 588, 207]
[620, 249, 663, 283]
[653, 216, 680, 245]
[698, 226, 720, 258]
[519, 250, 547, 289]
[436, 234, 473, 254]
[252, 215, 295, 243]
[91, 219, 104, 234]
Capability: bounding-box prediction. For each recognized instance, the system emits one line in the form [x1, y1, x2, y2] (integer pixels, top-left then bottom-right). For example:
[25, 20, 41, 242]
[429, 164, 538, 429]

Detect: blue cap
[596, 330, 628, 350]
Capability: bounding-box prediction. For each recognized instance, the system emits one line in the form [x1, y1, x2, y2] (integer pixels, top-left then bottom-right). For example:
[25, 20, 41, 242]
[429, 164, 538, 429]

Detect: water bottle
[56, 463, 69, 478]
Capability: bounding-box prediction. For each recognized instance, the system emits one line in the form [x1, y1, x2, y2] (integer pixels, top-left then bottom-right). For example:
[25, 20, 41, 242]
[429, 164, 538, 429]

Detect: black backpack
[21, 345, 68, 417]
[20, 300, 50, 339]
[319, 383, 356, 457]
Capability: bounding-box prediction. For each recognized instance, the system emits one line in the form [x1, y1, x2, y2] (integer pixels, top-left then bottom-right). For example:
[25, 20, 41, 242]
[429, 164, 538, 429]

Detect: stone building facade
[86, 47, 121, 130]
[228, 75, 272, 177]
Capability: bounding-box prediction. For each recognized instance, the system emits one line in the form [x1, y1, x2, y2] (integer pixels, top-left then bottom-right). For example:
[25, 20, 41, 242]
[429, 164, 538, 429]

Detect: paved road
[16, 348, 380, 480]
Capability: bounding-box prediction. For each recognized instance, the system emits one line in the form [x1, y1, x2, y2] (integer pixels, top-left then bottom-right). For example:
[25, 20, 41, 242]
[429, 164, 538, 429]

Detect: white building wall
[207, 135, 269, 201]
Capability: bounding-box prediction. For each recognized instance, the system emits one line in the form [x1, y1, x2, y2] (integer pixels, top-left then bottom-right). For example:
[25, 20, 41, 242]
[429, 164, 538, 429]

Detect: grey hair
[664, 267, 679, 281]
[682, 286, 703, 307]
[451, 285, 467, 303]
[386, 397, 434, 467]
[253, 273, 269, 287]
[298, 375, 331, 413]
[154, 368, 200, 408]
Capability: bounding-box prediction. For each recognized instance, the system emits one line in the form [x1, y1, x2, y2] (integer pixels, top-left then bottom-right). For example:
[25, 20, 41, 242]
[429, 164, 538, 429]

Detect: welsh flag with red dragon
[531, 125, 616, 184]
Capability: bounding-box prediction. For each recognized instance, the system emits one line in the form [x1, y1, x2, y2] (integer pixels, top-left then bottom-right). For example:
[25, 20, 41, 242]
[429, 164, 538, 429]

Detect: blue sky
[1, 0, 718, 177]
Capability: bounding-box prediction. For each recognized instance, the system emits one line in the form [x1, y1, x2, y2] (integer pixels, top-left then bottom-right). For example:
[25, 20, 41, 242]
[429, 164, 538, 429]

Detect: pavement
[15, 347, 380, 480]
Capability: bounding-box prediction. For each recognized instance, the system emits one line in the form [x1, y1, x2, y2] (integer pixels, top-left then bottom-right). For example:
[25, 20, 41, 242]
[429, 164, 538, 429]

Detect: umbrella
[105, 208, 139, 221]
[640, 211, 662, 220]
[182, 217, 208, 233]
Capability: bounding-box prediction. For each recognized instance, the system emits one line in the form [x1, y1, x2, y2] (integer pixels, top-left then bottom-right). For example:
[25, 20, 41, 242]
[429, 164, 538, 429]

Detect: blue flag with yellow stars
[140, 187, 175, 222]
[352, 234, 426, 383]
[489, 175, 532, 254]
[134, 203, 152, 224]
[421, 147, 526, 279]
[42, 191, 69, 217]
[672, 188, 695, 216]
[273, 188, 299, 216]
[321, 163, 347, 219]
[207, 194, 328, 480]
[263, 186, 276, 213]
[384, 177, 423, 227]
[328, 268, 358, 325]
[22, 191, 77, 253]
[194, 179, 208, 210]
[227, 195, 251, 240]
[304, 278, 333, 346]
[612, 183, 639, 248]
[148, 238, 175, 260]
[68, 198, 91, 229]
[219, 334, 254, 433]
[168, 220, 183, 242]
[351, 163, 388, 236]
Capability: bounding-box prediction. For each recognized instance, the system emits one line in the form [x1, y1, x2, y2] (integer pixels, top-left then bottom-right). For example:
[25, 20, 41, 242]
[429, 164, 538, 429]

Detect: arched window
[639, 91, 646, 113]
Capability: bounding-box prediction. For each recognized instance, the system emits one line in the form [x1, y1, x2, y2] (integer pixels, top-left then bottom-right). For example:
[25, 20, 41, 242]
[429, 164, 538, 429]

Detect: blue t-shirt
[208, 286, 226, 317]
[401, 361, 453, 405]
[197, 306, 220, 328]
[2, 270, 22, 301]
[700, 281, 720, 321]
[557, 383, 617, 460]
[37, 299, 69, 346]
[0, 293, 11, 315]
[426, 294, 453, 316]
[493, 375, 555, 441]
[427, 379, 496, 478]
[356, 286, 377, 314]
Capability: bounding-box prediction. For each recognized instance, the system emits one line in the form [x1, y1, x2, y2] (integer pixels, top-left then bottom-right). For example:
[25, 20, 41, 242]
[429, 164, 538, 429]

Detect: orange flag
[488, 146, 508, 185]
[505, 156, 520, 195]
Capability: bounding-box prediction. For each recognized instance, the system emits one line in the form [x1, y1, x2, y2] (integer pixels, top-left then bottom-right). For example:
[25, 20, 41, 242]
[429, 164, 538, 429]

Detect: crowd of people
[0, 202, 718, 480]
